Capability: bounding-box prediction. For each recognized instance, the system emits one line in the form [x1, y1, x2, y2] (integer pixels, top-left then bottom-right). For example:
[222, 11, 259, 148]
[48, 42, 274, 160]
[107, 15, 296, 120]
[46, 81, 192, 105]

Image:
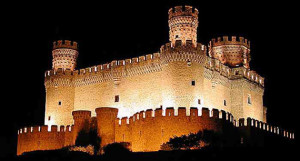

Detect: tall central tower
[161, 6, 205, 114]
[52, 40, 78, 71]
[168, 6, 199, 47]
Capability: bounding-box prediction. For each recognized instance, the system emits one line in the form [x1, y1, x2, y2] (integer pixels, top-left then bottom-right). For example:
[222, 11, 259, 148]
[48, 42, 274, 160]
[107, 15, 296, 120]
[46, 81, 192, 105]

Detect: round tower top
[168, 5, 199, 20]
[53, 40, 78, 50]
[209, 36, 251, 68]
[210, 36, 250, 49]
[52, 40, 79, 71]
[168, 6, 199, 48]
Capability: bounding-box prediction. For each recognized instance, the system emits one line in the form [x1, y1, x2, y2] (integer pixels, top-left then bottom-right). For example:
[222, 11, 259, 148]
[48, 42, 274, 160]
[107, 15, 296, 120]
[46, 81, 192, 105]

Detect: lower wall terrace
[115, 107, 234, 151]
[17, 125, 74, 155]
[17, 107, 294, 155]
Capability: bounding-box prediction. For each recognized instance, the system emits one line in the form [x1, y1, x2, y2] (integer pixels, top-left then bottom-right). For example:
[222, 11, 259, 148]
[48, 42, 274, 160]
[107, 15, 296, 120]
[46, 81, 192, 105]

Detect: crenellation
[212, 109, 220, 119]
[166, 107, 174, 116]
[121, 117, 128, 125]
[201, 108, 210, 118]
[210, 36, 250, 48]
[53, 40, 78, 50]
[169, 5, 198, 19]
[178, 107, 186, 116]
[205, 57, 264, 87]
[41, 125, 48, 132]
[18, 106, 294, 155]
[51, 125, 58, 132]
[59, 125, 65, 132]
[145, 109, 153, 118]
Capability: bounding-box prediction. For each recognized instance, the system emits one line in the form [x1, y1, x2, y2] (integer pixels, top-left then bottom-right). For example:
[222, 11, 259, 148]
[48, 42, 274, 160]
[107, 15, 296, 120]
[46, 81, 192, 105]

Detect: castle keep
[17, 6, 293, 155]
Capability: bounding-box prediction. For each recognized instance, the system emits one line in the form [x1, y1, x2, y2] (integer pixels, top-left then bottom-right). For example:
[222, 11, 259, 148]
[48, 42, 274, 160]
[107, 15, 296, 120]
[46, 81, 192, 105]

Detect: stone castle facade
[17, 5, 293, 155]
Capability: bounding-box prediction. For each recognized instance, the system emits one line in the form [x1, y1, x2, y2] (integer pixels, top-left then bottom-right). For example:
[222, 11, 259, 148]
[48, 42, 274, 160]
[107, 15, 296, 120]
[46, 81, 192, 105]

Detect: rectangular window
[224, 100, 227, 106]
[248, 95, 252, 104]
[115, 95, 119, 102]
[191, 80, 196, 86]
[58, 101, 61, 106]
[198, 99, 201, 105]
[48, 116, 51, 121]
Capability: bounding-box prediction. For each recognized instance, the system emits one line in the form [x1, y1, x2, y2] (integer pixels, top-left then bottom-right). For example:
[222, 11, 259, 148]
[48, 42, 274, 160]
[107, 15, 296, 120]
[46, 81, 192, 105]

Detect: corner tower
[168, 6, 198, 47]
[52, 40, 78, 71]
[44, 40, 77, 127]
[209, 36, 250, 68]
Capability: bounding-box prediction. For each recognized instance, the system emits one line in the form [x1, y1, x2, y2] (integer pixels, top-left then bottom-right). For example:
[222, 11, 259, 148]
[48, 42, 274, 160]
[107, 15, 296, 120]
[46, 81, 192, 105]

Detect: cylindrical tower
[72, 110, 91, 143]
[208, 36, 251, 68]
[95, 107, 118, 147]
[72, 110, 91, 133]
[44, 69, 75, 127]
[161, 6, 206, 114]
[168, 6, 198, 47]
[52, 40, 78, 71]
[44, 40, 78, 127]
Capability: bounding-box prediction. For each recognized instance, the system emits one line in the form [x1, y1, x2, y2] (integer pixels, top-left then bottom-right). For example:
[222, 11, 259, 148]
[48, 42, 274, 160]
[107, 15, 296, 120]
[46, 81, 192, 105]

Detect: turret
[95, 107, 118, 147]
[72, 110, 91, 144]
[52, 40, 78, 71]
[209, 36, 251, 68]
[168, 6, 199, 47]
[72, 110, 91, 132]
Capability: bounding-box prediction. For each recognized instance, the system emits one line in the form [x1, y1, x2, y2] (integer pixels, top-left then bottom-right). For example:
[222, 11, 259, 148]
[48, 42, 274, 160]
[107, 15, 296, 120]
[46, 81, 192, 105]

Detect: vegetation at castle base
[13, 145, 297, 161]
[102, 142, 131, 161]
[69, 145, 95, 155]
[161, 129, 240, 151]
[75, 120, 101, 155]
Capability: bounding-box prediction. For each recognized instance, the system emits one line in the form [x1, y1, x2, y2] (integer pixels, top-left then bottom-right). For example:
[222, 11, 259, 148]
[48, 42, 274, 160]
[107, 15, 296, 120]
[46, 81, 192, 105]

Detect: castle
[17, 6, 294, 155]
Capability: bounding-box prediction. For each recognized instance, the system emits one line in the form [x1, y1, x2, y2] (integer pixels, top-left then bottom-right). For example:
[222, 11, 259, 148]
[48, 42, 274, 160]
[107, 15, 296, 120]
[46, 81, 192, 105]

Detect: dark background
[1, 0, 298, 157]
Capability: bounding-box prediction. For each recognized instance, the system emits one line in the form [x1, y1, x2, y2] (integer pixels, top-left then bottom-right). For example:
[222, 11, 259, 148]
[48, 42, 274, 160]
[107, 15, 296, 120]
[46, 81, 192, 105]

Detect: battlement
[72, 110, 91, 119]
[117, 107, 235, 126]
[18, 125, 73, 134]
[46, 52, 161, 78]
[161, 42, 205, 52]
[18, 107, 294, 155]
[205, 58, 264, 87]
[53, 40, 78, 50]
[238, 118, 295, 140]
[95, 107, 118, 114]
[210, 36, 250, 49]
[168, 6, 199, 19]
[45, 52, 162, 87]
[17, 125, 74, 155]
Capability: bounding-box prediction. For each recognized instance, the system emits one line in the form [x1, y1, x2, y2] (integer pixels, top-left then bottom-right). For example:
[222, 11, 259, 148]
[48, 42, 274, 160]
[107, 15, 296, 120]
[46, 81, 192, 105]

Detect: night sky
[1, 0, 299, 157]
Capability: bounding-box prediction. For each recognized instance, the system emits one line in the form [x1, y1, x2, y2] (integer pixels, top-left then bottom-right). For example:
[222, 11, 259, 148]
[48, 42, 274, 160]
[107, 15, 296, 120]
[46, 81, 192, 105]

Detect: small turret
[209, 36, 251, 68]
[95, 107, 118, 147]
[52, 40, 79, 71]
[168, 6, 199, 48]
[72, 110, 91, 144]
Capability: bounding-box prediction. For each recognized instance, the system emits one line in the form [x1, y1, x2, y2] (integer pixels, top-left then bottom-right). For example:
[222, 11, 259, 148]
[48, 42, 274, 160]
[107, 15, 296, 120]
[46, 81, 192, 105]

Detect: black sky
[1, 0, 299, 157]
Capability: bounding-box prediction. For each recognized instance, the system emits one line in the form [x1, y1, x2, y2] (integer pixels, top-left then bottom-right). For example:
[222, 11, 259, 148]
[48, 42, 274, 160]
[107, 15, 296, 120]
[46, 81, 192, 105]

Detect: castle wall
[73, 60, 163, 118]
[44, 50, 265, 127]
[115, 107, 231, 152]
[17, 107, 294, 155]
[159, 42, 207, 115]
[241, 80, 264, 120]
[17, 125, 74, 155]
[203, 69, 232, 112]
[161, 61, 204, 113]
